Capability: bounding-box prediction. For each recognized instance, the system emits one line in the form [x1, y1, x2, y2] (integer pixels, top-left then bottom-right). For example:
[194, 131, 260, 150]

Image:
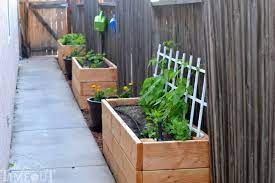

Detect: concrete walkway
[9, 57, 115, 183]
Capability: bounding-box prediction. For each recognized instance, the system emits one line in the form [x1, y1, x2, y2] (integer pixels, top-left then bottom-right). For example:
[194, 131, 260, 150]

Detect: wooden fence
[69, 0, 85, 34]
[19, 0, 68, 56]
[69, 0, 275, 182]
[205, 0, 275, 182]
[79, 0, 207, 95]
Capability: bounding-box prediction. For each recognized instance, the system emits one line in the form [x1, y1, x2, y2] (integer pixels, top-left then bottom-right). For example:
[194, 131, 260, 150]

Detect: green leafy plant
[8, 163, 15, 169]
[141, 109, 164, 140]
[90, 83, 134, 101]
[165, 118, 190, 141]
[119, 83, 134, 98]
[69, 49, 86, 58]
[59, 33, 86, 45]
[91, 84, 116, 102]
[163, 40, 176, 50]
[86, 50, 105, 68]
[139, 69, 192, 141]
[77, 50, 106, 68]
[140, 40, 193, 141]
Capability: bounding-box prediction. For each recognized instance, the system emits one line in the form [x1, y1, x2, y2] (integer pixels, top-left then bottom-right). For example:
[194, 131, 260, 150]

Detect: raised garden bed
[102, 98, 210, 183]
[57, 40, 86, 73]
[72, 57, 118, 109]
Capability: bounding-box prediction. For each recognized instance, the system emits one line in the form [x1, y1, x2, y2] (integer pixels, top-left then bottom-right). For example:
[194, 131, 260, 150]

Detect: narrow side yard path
[9, 57, 114, 183]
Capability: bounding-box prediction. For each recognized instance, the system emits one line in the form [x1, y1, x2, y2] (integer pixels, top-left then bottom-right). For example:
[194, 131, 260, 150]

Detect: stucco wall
[0, 0, 19, 173]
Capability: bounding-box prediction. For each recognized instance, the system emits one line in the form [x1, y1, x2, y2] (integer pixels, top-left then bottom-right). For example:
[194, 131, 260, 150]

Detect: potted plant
[64, 49, 85, 80]
[57, 33, 86, 73]
[101, 70, 210, 183]
[87, 83, 133, 132]
[72, 50, 118, 109]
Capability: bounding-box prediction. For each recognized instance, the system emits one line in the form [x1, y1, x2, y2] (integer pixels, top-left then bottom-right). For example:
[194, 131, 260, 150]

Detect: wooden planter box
[72, 57, 118, 109]
[102, 98, 210, 183]
[57, 41, 86, 73]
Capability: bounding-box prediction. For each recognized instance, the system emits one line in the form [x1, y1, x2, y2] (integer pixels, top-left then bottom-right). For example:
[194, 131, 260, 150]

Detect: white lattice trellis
[153, 44, 207, 138]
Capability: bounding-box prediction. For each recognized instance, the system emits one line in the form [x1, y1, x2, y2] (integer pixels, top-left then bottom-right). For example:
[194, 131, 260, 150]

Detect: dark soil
[67, 79, 72, 87]
[81, 105, 147, 152]
[63, 61, 145, 151]
[82, 109, 103, 152]
[114, 105, 147, 137]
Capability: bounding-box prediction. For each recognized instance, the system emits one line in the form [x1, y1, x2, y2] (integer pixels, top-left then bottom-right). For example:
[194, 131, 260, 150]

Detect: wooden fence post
[205, 0, 275, 182]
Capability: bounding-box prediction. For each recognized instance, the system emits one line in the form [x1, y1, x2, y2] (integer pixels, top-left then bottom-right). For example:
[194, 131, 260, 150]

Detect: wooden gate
[20, 0, 69, 56]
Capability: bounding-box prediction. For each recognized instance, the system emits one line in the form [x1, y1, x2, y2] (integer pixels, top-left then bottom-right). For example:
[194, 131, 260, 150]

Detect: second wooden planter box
[57, 41, 86, 73]
[72, 57, 118, 109]
[102, 98, 210, 183]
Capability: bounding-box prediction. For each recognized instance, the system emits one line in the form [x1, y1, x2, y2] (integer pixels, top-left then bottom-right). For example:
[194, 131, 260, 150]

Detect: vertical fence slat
[206, 0, 275, 182]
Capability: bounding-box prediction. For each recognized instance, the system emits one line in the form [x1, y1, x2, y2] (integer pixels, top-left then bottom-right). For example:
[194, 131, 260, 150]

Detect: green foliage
[94, 88, 115, 101]
[91, 83, 134, 101]
[91, 84, 116, 102]
[139, 69, 192, 141]
[141, 40, 194, 141]
[69, 49, 86, 58]
[86, 50, 106, 68]
[148, 40, 176, 71]
[76, 50, 106, 68]
[59, 33, 86, 45]
[148, 57, 158, 68]
[139, 76, 165, 109]
[165, 118, 191, 141]
[8, 163, 15, 169]
[163, 40, 176, 50]
[141, 122, 157, 139]
[119, 83, 134, 98]
[76, 57, 85, 66]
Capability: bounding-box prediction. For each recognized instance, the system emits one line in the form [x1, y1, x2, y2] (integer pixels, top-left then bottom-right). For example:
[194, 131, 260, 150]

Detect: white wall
[0, 0, 19, 175]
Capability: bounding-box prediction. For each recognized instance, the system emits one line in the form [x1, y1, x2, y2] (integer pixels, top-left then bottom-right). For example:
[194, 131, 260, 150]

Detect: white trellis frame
[153, 44, 207, 138]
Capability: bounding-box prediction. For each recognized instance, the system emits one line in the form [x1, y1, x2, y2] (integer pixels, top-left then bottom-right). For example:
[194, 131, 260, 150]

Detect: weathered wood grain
[20, 0, 68, 56]
[205, 0, 275, 182]
[72, 58, 118, 109]
[142, 168, 210, 183]
[142, 140, 209, 170]
[70, 0, 275, 182]
[102, 99, 143, 170]
[81, 0, 206, 95]
[103, 142, 129, 183]
[72, 57, 117, 81]
[70, 0, 85, 34]
[102, 98, 210, 183]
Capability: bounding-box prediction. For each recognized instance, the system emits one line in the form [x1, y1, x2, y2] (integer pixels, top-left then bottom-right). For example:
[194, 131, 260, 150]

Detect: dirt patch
[114, 105, 147, 138]
[67, 79, 72, 87]
[82, 109, 103, 152]
[80, 105, 147, 152]
[91, 131, 103, 151]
